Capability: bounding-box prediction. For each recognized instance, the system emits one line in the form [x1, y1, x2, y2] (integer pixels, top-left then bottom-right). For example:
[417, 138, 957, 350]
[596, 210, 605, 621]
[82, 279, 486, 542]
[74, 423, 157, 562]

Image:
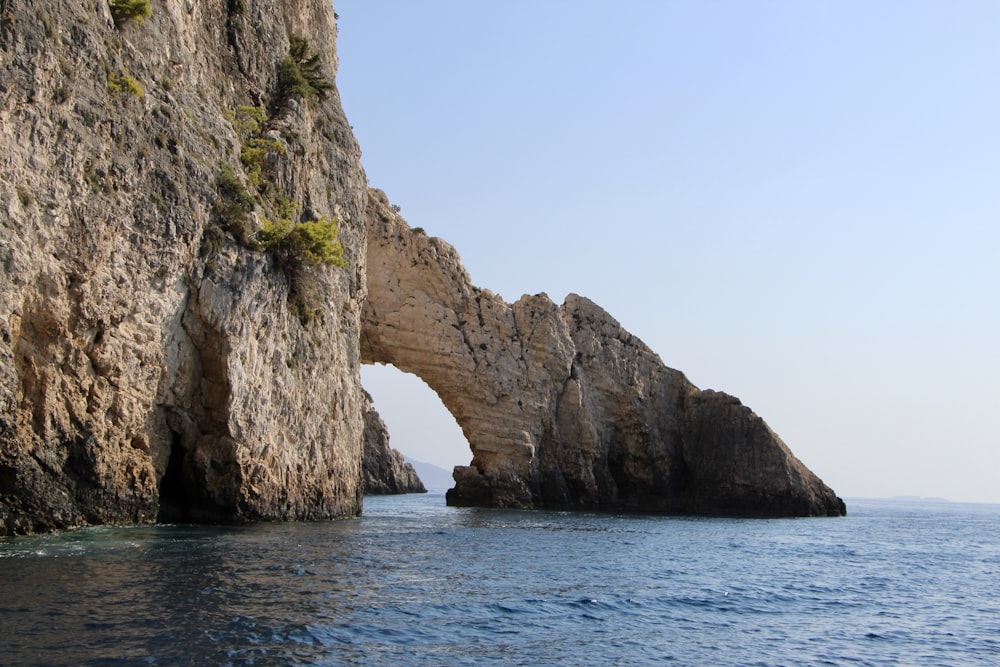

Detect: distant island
[405, 458, 456, 493]
[888, 496, 950, 503]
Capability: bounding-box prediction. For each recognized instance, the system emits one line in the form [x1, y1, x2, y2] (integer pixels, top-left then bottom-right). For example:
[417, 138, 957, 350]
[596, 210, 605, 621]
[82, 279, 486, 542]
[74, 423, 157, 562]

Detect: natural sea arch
[360, 190, 553, 505]
[359, 189, 846, 515]
[360, 363, 470, 476]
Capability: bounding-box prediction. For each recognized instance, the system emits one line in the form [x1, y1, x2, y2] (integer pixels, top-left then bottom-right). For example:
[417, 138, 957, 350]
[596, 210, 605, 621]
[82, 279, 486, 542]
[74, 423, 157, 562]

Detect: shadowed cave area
[157, 433, 189, 523]
[156, 430, 232, 524]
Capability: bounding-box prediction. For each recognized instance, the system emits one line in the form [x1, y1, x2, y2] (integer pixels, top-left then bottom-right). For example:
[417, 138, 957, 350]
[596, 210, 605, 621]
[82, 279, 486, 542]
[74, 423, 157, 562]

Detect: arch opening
[361, 362, 471, 491]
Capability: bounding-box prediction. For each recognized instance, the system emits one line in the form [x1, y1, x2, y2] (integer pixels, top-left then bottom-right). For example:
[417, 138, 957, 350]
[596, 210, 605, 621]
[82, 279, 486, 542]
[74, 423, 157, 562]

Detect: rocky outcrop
[1, 1, 842, 536]
[362, 392, 425, 495]
[361, 191, 845, 517]
[1, 1, 368, 534]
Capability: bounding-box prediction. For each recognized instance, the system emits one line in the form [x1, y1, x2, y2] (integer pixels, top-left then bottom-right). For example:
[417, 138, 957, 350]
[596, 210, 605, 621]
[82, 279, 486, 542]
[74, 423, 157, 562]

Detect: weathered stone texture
[361, 190, 845, 517]
[1, 0, 367, 534]
[1, 1, 843, 536]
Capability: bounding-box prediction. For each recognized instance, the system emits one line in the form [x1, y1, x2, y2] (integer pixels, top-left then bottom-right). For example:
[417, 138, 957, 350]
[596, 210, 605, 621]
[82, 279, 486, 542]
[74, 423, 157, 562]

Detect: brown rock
[361, 190, 844, 517]
[1, 0, 367, 534]
[362, 391, 425, 495]
[0, 0, 842, 536]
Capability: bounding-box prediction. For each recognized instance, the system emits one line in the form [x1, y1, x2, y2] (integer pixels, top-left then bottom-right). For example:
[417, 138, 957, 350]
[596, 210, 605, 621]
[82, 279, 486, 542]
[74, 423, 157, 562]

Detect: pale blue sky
[336, 1, 1000, 503]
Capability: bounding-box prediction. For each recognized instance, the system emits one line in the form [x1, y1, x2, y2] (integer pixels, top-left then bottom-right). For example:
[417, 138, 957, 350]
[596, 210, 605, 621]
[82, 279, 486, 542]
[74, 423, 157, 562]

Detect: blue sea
[1, 494, 998, 666]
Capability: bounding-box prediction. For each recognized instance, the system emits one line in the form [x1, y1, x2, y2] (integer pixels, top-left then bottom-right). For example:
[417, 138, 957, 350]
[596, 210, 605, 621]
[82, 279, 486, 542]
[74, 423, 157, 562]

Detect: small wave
[490, 602, 532, 615]
[4, 494, 1000, 667]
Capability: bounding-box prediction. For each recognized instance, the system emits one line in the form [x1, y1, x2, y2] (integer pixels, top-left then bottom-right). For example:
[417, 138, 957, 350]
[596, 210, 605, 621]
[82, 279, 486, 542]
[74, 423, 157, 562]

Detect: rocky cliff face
[362, 391, 425, 495]
[1, 0, 368, 534]
[361, 190, 845, 517]
[1, 1, 843, 536]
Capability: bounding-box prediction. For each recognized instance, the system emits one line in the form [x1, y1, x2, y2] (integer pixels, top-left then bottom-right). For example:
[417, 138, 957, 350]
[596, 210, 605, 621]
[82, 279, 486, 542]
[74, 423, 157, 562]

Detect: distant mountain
[405, 458, 455, 492]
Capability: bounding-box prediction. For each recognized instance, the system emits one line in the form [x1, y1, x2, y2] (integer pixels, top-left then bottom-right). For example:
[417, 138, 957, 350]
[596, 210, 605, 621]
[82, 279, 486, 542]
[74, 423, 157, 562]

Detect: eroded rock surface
[362, 392, 425, 495]
[1, 0, 842, 536]
[361, 190, 845, 516]
[1, 1, 367, 534]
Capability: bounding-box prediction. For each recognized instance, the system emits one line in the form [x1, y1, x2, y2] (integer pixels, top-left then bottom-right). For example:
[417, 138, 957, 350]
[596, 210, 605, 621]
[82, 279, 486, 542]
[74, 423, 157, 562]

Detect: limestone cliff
[1, 1, 843, 536]
[1, 0, 368, 534]
[362, 391, 425, 495]
[361, 190, 845, 517]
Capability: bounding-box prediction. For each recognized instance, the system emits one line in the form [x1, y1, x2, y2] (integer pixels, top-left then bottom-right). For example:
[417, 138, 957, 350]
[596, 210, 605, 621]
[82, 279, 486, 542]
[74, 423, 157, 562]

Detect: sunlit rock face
[0, 0, 368, 535]
[0, 0, 842, 537]
[360, 190, 845, 517]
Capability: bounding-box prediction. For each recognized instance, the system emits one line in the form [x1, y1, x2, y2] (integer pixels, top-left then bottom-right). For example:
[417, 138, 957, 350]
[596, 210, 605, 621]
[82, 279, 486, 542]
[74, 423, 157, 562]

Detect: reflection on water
[2, 520, 370, 665]
[2, 495, 1000, 666]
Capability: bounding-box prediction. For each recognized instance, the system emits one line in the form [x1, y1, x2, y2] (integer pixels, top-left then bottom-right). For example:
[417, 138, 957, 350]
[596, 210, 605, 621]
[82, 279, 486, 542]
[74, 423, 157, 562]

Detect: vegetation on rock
[213, 100, 348, 325]
[277, 36, 334, 103]
[225, 105, 268, 138]
[107, 70, 144, 97]
[219, 103, 347, 269]
[224, 105, 286, 191]
[213, 163, 256, 244]
[259, 217, 347, 267]
[109, 0, 151, 25]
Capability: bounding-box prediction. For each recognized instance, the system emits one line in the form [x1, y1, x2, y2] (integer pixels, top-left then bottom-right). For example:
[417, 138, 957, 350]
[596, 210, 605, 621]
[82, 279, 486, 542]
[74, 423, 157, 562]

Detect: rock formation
[0, 1, 843, 536]
[361, 191, 845, 517]
[1, 1, 368, 534]
[362, 391, 425, 495]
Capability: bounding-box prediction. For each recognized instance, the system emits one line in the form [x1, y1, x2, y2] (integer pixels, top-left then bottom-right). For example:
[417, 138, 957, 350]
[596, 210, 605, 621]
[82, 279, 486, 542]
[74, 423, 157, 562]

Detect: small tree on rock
[277, 35, 334, 103]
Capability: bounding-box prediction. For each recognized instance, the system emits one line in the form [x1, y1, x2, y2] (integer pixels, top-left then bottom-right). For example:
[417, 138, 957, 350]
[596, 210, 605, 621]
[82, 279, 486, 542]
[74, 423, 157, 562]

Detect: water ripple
[1, 496, 999, 666]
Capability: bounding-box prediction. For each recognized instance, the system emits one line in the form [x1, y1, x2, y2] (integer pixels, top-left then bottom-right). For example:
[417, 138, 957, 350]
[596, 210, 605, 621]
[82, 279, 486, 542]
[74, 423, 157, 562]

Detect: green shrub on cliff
[259, 217, 347, 267]
[216, 163, 254, 213]
[225, 105, 268, 139]
[109, 0, 151, 25]
[240, 137, 285, 188]
[224, 105, 286, 189]
[259, 216, 347, 325]
[213, 163, 256, 245]
[107, 70, 144, 97]
[277, 36, 334, 103]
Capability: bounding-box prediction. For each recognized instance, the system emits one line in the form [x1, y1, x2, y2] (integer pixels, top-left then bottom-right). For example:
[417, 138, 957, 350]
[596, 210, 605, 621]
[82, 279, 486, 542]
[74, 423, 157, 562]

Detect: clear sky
[335, 1, 1000, 503]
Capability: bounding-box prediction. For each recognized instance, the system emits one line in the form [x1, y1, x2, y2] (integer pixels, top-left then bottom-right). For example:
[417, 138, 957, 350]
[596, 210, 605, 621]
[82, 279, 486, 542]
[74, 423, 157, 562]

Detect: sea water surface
[1, 495, 999, 666]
